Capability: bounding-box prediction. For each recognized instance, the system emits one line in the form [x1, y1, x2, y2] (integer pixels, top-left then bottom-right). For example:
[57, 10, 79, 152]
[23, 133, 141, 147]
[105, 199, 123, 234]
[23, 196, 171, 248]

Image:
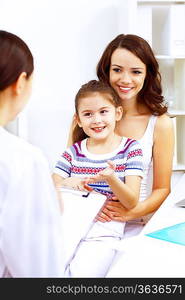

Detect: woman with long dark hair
[67, 34, 174, 241]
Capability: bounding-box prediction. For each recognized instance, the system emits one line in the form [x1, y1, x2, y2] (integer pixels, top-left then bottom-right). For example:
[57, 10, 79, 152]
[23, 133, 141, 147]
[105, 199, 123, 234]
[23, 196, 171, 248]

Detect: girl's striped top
[53, 137, 143, 198]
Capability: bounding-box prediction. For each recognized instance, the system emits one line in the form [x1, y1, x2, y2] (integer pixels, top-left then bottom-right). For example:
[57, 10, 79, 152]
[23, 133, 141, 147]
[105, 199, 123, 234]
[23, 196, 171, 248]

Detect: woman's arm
[97, 114, 175, 222]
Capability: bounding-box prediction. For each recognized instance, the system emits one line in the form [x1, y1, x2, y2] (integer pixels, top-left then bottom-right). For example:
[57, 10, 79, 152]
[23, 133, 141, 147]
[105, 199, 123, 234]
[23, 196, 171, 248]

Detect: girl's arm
[52, 173, 65, 188]
[107, 174, 142, 209]
[52, 173, 92, 191]
[52, 145, 92, 192]
[85, 161, 142, 209]
[97, 114, 174, 222]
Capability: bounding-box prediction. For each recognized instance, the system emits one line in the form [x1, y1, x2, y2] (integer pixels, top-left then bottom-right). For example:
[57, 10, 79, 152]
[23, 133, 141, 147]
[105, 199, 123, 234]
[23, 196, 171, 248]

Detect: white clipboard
[59, 187, 106, 267]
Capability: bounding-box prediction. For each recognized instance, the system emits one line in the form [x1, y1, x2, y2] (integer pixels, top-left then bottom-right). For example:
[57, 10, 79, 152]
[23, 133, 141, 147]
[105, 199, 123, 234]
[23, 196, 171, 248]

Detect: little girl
[53, 80, 143, 277]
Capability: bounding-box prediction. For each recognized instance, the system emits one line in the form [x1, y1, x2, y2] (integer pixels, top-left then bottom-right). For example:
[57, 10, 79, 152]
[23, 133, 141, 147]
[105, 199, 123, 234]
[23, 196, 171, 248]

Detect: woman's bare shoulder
[156, 113, 173, 130]
[153, 113, 174, 143]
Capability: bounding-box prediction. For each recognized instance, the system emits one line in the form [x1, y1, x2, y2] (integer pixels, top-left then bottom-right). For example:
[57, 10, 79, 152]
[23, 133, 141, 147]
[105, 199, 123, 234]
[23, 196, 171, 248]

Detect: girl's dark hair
[97, 34, 167, 115]
[72, 79, 121, 144]
[0, 30, 34, 91]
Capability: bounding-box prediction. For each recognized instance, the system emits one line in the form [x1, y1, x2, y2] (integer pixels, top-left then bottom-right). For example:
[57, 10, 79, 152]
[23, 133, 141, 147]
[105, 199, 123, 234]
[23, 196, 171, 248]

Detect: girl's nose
[92, 113, 102, 123]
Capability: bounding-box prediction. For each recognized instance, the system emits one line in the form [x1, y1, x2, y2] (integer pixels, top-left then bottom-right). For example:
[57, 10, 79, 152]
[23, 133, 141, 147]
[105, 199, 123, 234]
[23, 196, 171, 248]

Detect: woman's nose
[120, 72, 131, 84]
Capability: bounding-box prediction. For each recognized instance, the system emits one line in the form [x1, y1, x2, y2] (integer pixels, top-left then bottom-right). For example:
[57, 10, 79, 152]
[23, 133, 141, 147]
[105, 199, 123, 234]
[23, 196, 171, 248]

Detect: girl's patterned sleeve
[124, 140, 144, 178]
[53, 148, 72, 178]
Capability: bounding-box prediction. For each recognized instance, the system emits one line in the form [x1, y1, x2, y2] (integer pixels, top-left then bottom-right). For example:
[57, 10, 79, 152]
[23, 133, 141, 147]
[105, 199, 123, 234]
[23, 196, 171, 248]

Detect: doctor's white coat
[0, 127, 64, 277]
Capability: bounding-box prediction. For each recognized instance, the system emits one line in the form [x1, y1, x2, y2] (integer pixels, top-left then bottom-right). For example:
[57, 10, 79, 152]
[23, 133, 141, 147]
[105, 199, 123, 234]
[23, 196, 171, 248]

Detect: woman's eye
[112, 68, 121, 73]
[133, 70, 142, 74]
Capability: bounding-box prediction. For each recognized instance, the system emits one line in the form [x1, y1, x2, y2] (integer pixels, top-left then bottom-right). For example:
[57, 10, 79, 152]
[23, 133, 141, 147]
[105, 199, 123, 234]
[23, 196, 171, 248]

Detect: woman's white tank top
[138, 115, 157, 202]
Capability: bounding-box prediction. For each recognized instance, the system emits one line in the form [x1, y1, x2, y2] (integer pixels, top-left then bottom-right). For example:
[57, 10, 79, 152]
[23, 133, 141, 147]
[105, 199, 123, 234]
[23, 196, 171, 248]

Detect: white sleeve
[1, 150, 65, 277]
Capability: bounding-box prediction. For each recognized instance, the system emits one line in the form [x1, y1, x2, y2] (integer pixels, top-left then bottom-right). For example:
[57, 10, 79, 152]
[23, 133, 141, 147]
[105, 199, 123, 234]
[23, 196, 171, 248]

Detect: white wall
[1, 0, 121, 168]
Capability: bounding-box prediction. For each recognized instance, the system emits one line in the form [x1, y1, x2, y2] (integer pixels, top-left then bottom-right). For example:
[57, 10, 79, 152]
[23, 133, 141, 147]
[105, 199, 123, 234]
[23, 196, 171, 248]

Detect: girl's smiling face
[77, 92, 122, 142]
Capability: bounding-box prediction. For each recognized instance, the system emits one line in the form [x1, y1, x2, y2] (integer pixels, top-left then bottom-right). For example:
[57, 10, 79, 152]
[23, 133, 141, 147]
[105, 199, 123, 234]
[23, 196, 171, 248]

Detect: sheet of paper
[60, 188, 106, 267]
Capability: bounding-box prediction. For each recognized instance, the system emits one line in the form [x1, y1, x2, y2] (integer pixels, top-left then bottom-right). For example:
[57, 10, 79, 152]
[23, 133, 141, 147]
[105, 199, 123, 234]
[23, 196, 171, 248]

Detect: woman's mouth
[118, 86, 133, 93]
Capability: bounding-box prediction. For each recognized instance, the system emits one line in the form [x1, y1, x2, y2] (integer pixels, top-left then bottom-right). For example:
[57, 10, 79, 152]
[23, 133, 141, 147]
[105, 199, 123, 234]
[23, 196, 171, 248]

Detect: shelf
[168, 110, 185, 117]
[133, 0, 185, 171]
[138, 0, 185, 3]
[173, 164, 185, 172]
[156, 55, 185, 60]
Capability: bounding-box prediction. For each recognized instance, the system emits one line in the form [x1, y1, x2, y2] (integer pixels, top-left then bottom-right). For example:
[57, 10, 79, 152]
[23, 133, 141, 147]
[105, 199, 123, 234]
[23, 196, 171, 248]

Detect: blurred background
[1, 0, 122, 168]
[1, 0, 185, 177]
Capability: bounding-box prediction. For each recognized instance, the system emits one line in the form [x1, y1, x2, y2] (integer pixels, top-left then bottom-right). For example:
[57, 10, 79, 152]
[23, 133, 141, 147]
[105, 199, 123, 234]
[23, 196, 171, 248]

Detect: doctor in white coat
[0, 30, 64, 277]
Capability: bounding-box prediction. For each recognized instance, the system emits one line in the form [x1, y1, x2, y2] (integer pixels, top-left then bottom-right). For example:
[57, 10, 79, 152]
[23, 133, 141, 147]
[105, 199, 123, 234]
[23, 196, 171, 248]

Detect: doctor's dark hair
[97, 34, 167, 115]
[72, 80, 121, 144]
[0, 30, 34, 91]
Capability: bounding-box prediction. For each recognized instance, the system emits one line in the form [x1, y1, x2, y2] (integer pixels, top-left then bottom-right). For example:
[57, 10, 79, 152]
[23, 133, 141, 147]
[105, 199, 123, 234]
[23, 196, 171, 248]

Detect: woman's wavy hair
[72, 79, 121, 144]
[0, 30, 34, 91]
[97, 34, 167, 115]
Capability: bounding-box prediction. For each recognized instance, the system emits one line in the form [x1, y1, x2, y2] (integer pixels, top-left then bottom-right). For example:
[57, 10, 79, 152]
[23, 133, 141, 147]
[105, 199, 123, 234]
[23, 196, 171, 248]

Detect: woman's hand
[95, 196, 142, 222]
[94, 199, 113, 222]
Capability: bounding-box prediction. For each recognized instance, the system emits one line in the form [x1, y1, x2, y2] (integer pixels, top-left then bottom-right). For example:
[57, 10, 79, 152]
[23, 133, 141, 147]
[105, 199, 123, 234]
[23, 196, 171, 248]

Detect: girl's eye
[83, 112, 92, 117]
[100, 110, 108, 114]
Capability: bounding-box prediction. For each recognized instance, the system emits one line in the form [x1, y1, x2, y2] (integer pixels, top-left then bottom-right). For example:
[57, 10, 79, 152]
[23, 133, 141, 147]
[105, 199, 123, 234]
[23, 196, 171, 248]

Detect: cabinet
[118, 0, 185, 171]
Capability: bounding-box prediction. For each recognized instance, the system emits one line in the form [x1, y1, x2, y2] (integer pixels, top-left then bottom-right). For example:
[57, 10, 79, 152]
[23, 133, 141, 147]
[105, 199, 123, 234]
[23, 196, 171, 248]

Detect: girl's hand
[62, 177, 93, 192]
[84, 160, 116, 184]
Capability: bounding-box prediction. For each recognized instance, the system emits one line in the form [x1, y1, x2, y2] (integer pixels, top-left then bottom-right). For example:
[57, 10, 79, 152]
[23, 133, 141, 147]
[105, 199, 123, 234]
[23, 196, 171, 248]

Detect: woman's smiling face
[109, 48, 146, 105]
